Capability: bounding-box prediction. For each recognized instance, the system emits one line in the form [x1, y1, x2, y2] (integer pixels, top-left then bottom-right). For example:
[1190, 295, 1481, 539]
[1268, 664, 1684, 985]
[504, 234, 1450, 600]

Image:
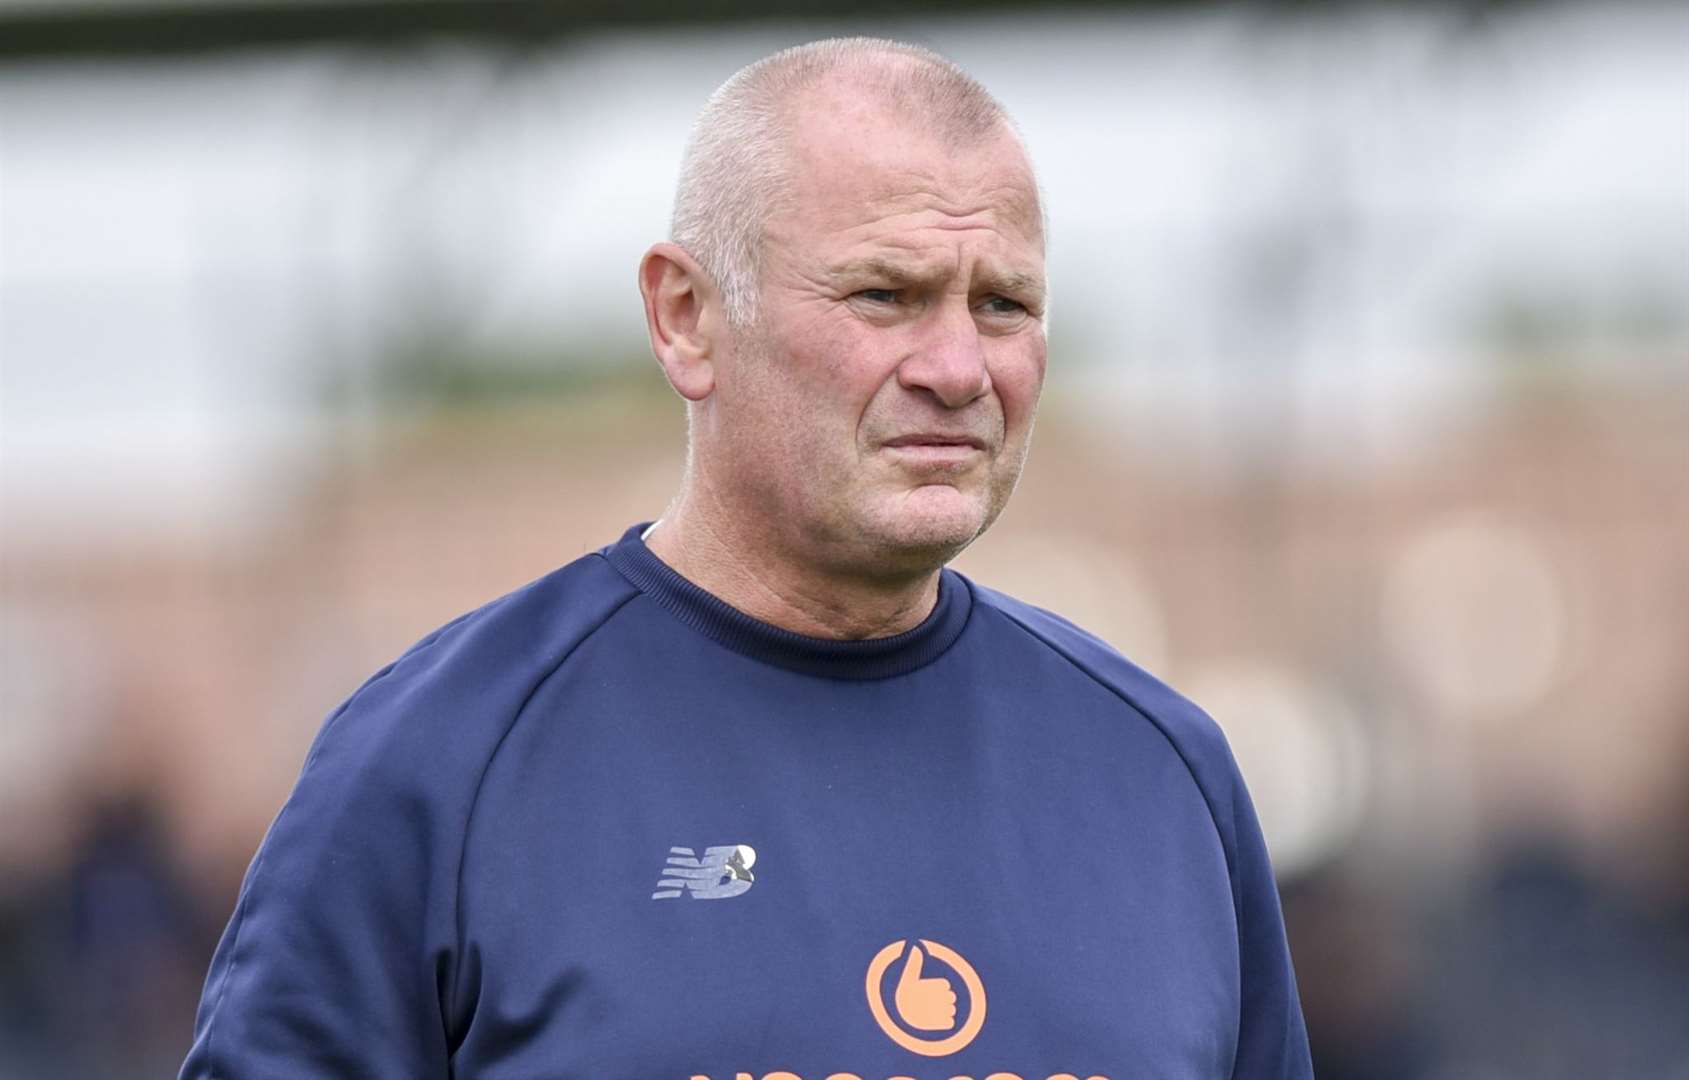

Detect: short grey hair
[671, 38, 1022, 327]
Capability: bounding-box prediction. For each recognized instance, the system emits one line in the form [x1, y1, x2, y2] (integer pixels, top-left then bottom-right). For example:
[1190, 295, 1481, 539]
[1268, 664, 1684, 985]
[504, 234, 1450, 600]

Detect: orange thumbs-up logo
[865, 939, 987, 1056]
[894, 942, 956, 1030]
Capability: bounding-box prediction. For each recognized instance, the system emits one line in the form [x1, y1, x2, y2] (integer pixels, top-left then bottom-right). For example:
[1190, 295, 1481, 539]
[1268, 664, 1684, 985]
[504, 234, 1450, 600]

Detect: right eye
[853, 288, 900, 305]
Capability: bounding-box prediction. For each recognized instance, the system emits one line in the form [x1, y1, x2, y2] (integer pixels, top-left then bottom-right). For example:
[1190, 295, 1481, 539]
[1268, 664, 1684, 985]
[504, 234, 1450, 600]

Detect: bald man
[181, 39, 1311, 1080]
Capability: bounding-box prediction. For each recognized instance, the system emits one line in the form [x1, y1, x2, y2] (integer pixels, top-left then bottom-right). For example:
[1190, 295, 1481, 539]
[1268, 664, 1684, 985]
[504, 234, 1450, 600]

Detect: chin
[862, 489, 993, 570]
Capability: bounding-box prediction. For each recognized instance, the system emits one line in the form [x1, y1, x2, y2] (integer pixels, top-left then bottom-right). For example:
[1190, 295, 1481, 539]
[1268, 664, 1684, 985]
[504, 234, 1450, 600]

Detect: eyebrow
[981, 270, 1046, 299]
[830, 256, 926, 285]
[830, 257, 1046, 299]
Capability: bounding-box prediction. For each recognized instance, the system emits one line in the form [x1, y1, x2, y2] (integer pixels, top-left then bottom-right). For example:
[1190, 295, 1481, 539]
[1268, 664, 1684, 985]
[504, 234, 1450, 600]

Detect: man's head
[640, 39, 1047, 584]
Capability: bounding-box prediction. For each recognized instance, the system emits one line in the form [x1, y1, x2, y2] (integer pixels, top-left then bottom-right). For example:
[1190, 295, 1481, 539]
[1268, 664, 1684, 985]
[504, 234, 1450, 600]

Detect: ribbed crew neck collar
[601, 522, 972, 680]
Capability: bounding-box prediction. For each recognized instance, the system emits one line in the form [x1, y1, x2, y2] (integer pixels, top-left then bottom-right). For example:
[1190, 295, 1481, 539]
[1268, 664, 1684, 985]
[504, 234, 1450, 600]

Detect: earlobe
[638, 243, 717, 402]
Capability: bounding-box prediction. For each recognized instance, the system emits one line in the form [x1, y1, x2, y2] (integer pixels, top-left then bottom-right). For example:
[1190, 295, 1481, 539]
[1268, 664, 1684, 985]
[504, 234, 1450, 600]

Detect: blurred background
[2, 0, 1686, 1075]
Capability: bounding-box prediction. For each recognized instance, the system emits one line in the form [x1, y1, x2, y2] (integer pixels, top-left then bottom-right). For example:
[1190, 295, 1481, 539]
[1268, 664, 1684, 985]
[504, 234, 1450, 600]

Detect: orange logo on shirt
[864, 939, 987, 1056]
[687, 937, 1111, 1079]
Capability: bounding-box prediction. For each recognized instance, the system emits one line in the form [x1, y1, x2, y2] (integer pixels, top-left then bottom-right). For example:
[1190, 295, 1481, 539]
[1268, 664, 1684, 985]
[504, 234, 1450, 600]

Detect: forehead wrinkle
[848, 210, 1034, 259]
[794, 144, 1039, 220]
[858, 185, 1038, 228]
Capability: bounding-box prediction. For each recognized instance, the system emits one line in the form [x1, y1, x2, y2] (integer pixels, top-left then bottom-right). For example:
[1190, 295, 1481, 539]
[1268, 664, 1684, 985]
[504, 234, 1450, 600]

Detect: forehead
[769, 80, 1045, 255]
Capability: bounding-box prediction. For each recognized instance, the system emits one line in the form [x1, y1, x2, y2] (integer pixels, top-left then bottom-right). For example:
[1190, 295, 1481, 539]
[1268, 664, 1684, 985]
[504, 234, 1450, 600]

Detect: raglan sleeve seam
[444, 585, 644, 1045]
[979, 601, 1242, 882]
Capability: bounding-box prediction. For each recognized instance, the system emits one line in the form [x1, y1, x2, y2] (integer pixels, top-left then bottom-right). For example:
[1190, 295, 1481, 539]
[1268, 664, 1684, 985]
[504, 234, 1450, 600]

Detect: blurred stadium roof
[0, 0, 1518, 61]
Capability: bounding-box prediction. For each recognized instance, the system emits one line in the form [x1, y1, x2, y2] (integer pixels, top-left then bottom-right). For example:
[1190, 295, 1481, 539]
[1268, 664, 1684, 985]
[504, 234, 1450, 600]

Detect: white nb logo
[651, 844, 756, 900]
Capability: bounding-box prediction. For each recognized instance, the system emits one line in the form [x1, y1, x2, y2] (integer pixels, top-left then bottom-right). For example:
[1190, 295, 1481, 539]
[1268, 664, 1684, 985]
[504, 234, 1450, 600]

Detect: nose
[896, 300, 992, 409]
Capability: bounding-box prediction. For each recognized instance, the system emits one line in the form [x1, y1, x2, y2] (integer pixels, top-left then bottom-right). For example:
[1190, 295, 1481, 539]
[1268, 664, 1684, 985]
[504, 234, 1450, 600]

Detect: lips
[881, 434, 987, 451]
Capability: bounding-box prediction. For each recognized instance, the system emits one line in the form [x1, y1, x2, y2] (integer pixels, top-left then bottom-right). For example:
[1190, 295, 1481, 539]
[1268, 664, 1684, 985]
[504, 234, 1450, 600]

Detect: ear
[638, 242, 719, 402]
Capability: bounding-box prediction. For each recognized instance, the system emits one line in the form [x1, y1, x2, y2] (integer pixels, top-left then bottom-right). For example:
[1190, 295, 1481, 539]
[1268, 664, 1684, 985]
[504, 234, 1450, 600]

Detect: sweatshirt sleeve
[1223, 765, 1314, 1080]
[178, 652, 465, 1080]
[967, 585, 1314, 1078]
[179, 559, 639, 1079]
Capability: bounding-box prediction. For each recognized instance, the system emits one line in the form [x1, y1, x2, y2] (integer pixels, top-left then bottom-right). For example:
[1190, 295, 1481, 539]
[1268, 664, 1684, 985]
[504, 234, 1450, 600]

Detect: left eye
[980, 296, 1027, 315]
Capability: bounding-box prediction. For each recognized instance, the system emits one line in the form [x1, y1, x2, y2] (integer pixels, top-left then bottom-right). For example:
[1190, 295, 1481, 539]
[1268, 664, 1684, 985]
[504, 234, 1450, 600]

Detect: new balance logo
[651, 844, 757, 900]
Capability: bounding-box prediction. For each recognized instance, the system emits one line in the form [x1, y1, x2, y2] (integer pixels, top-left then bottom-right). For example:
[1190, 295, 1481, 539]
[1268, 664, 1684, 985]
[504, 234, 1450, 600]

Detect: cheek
[732, 342, 863, 477]
[992, 338, 1047, 425]
[781, 321, 893, 428]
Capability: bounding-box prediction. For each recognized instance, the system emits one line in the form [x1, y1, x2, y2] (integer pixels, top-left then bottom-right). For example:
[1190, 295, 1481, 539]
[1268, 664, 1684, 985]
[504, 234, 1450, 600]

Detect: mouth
[881, 434, 988, 451]
[878, 433, 988, 470]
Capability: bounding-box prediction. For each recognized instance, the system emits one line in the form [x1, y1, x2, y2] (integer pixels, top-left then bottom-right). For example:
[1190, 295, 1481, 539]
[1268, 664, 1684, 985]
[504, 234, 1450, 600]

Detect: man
[181, 38, 1312, 1079]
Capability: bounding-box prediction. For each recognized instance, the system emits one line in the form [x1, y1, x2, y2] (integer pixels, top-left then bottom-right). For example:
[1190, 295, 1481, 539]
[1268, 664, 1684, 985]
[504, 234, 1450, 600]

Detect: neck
[643, 487, 941, 641]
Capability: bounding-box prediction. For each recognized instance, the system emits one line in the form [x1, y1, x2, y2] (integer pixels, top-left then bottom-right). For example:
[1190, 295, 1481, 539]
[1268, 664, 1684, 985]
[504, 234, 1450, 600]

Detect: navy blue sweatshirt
[182, 524, 1312, 1079]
